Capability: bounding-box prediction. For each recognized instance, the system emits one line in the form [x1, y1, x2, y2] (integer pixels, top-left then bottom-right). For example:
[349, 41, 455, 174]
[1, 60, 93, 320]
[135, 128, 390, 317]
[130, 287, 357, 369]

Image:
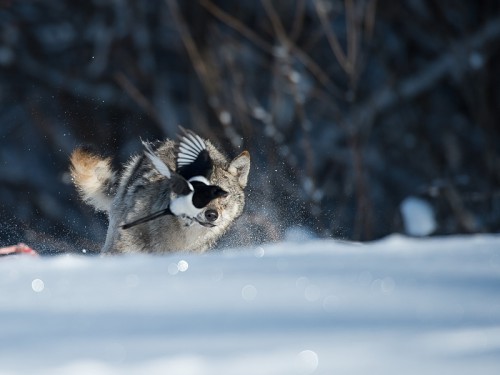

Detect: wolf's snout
[205, 209, 218, 222]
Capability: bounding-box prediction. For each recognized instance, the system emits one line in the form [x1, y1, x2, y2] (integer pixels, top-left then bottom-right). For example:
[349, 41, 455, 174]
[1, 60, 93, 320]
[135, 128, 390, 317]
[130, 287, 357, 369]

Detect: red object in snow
[0, 243, 38, 256]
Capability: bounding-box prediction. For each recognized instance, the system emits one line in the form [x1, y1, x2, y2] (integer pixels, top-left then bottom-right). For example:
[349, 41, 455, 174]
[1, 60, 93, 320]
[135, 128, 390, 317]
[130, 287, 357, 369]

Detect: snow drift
[1, 234, 499, 375]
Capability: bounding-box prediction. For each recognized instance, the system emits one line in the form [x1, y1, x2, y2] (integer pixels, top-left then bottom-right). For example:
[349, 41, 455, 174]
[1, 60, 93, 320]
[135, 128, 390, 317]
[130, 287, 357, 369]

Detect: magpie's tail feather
[121, 208, 173, 229]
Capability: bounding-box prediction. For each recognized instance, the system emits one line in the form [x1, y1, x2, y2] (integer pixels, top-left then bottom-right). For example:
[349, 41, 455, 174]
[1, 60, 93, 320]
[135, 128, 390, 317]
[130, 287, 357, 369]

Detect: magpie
[121, 131, 227, 229]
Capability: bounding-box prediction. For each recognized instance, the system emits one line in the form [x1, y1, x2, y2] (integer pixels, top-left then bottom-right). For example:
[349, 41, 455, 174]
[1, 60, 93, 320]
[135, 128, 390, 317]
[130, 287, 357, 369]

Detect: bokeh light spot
[241, 284, 257, 301]
[31, 278, 44, 293]
[297, 350, 319, 374]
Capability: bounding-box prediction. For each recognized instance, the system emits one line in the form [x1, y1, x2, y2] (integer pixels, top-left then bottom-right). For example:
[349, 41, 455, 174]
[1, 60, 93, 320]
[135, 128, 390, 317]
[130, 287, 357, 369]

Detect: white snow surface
[1, 234, 500, 375]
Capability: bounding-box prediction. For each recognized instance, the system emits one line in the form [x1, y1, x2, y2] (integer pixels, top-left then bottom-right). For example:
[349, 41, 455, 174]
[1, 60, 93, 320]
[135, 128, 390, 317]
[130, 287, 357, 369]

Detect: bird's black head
[208, 185, 228, 199]
[191, 182, 228, 208]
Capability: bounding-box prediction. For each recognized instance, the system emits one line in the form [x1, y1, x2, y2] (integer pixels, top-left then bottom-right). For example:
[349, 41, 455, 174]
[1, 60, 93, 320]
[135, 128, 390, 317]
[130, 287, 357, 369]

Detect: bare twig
[314, 0, 370, 87]
[443, 184, 478, 233]
[352, 16, 500, 133]
[114, 72, 165, 129]
[167, 0, 242, 147]
[17, 48, 126, 105]
[219, 40, 255, 139]
[260, 0, 288, 39]
[199, 0, 273, 54]
[264, 0, 343, 97]
[290, 0, 306, 42]
[167, 0, 212, 91]
[364, 0, 377, 40]
[260, 0, 317, 184]
[201, 0, 342, 97]
[345, 0, 358, 76]
[313, 0, 350, 73]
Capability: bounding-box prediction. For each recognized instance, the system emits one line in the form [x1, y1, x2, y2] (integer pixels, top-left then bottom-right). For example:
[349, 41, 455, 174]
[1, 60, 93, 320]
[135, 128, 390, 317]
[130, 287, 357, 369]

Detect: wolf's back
[70, 148, 117, 213]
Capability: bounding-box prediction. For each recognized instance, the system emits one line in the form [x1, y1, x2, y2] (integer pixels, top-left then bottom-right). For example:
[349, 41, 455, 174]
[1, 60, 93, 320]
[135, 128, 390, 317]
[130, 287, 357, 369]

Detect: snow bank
[1, 234, 500, 375]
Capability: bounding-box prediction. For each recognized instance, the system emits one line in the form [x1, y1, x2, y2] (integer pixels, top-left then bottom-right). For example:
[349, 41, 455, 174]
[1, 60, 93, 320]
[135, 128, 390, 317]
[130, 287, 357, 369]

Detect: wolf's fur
[70, 137, 250, 254]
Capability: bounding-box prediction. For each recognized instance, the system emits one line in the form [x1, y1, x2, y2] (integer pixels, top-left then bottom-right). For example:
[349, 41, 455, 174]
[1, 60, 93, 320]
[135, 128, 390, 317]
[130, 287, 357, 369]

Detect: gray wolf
[70, 132, 250, 254]
[121, 130, 229, 229]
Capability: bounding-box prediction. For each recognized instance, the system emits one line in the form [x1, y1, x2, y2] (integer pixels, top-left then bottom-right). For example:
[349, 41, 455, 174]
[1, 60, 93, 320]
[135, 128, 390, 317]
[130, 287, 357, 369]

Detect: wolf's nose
[205, 209, 218, 222]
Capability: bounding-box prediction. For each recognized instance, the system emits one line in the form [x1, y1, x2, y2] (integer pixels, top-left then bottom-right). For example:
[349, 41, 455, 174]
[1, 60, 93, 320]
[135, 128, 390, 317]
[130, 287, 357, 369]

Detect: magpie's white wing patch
[142, 140, 172, 178]
[177, 131, 206, 168]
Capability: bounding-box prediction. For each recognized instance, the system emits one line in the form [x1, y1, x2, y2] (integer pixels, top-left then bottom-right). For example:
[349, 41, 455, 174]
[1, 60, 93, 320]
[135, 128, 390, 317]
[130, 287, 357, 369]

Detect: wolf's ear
[228, 151, 250, 188]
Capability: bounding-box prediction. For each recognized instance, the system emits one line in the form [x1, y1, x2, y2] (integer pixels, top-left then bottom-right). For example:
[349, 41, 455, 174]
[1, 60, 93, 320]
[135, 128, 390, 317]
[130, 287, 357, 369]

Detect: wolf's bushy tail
[70, 148, 117, 213]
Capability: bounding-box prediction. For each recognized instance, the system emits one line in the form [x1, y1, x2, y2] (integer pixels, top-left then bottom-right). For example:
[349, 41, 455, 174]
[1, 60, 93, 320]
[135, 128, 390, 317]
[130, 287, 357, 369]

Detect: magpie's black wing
[142, 139, 192, 195]
[176, 128, 213, 180]
[170, 172, 193, 195]
[142, 140, 172, 178]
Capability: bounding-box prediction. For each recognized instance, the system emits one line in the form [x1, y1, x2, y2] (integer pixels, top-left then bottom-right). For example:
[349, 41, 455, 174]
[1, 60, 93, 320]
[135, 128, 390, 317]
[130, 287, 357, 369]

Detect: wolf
[70, 133, 250, 254]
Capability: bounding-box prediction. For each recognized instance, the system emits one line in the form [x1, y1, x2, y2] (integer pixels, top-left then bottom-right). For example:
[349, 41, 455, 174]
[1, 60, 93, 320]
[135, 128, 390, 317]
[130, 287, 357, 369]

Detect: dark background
[1, 0, 499, 254]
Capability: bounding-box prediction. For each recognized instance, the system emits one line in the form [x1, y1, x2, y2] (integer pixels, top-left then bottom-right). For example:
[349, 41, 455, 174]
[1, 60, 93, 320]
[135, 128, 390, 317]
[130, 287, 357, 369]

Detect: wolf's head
[193, 150, 250, 230]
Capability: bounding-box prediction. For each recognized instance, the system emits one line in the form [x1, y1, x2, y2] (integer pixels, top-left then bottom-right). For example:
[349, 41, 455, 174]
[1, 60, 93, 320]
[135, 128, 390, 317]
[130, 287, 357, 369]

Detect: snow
[1, 234, 500, 375]
[400, 196, 437, 236]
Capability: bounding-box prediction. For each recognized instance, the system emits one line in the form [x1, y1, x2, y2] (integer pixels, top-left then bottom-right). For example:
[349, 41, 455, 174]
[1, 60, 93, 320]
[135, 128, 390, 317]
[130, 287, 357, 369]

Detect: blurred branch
[314, 0, 350, 74]
[353, 16, 500, 133]
[289, 0, 306, 42]
[345, 0, 358, 77]
[315, 0, 376, 87]
[261, 0, 288, 38]
[199, 0, 273, 54]
[167, 0, 242, 147]
[261, 0, 313, 155]
[262, 0, 343, 97]
[201, 0, 343, 98]
[113, 72, 166, 130]
[364, 0, 377, 39]
[167, 0, 212, 90]
[443, 184, 478, 233]
[18, 49, 126, 105]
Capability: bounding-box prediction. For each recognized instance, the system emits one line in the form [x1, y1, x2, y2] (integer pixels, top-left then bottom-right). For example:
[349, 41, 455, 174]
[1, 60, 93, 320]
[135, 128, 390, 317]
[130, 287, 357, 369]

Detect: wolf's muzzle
[194, 209, 219, 228]
[204, 209, 218, 222]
